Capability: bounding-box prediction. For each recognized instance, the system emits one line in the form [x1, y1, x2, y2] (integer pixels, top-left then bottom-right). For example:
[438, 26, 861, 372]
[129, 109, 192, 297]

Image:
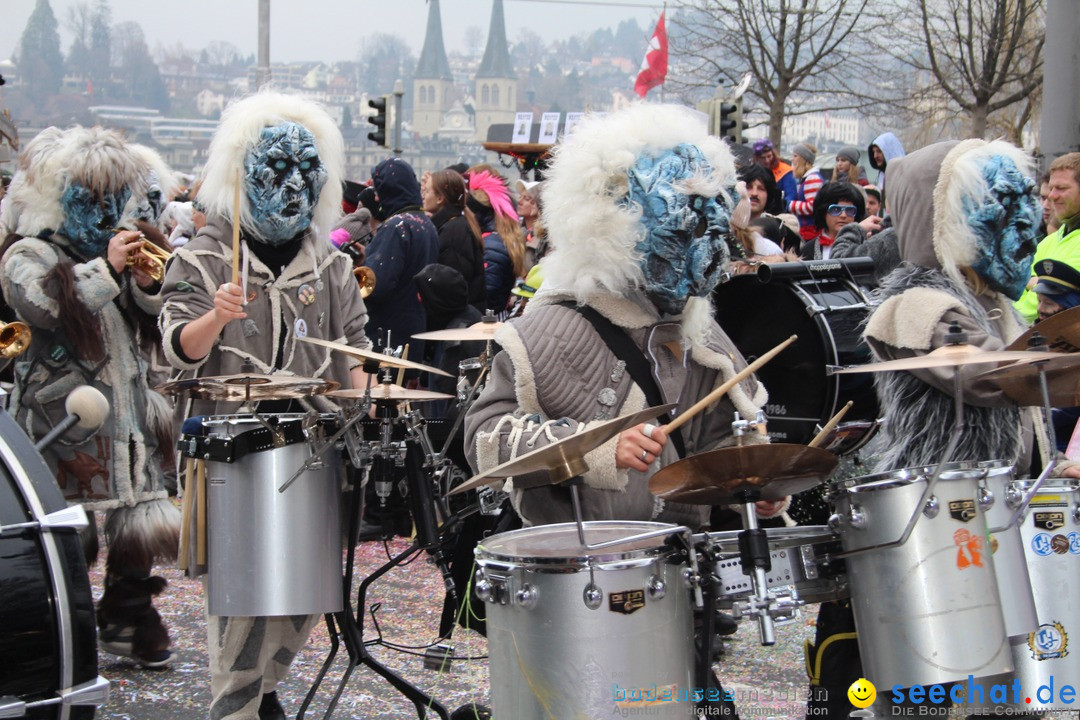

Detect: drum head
[714, 275, 877, 448]
[476, 521, 678, 567]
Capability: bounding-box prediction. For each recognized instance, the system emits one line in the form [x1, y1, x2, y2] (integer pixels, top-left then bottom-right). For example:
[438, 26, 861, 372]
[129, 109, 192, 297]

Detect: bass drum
[0, 407, 108, 718]
[713, 266, 878, 453]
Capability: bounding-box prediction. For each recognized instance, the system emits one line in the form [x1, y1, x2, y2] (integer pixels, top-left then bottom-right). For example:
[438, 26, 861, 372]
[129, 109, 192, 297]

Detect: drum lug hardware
[798, 545, 819, 580]
[515, 583, 538, 609]
[830, 504, 867, 530]
[977, 485, 994, 511]
[647, 575, 667, 600]
[474, 571, 510, 605]
[682, 566, 700, 589]
[1074, 505, 1080, 524]
[923, 495, 940, 519]
[1006, 486, 1024, 510]
[583, 581, 603, 610]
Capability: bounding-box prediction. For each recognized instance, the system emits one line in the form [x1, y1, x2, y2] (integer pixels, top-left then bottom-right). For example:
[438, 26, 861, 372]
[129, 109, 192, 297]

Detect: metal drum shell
[204, 414, 343, 617]
[831, 463, 1011, 689]
[475, 521, 696, 719]
[699, 526, 848, 607]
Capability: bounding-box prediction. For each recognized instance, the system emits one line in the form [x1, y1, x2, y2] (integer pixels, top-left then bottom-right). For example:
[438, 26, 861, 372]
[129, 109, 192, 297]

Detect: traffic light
[367, 95, 389, 148]
[720, 98, 747, 144]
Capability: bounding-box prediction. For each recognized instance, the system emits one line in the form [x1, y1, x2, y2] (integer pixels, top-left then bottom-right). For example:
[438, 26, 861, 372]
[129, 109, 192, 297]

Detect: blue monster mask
[965, 155, 1039, 301]
[624, 144, 731, 315]
[244, 122, 327, 245]
[59, 182, 131, 257]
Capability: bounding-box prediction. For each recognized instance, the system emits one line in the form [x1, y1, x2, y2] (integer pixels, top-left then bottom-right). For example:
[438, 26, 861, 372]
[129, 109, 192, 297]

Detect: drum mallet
[34, 386, 110, 452]
[658, 335, 797, 437]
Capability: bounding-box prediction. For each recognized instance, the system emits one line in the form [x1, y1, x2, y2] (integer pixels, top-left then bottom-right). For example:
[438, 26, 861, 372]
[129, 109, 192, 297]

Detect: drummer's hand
[107, 230, 144, 275]
[213, 282, 247, 323]
[615, 423, 667, 472]
[1059, 464, 1080, 479]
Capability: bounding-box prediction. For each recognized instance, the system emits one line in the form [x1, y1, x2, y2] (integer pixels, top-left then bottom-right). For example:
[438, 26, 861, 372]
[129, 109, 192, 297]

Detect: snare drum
[475, 522, 695, 719]
[700, 526, 847, 608]
[184, 413, 343, 616]
[830, 462, 1011, 689]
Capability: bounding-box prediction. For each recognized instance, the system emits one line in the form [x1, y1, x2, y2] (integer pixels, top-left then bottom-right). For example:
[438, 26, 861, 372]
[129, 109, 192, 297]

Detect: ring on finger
[640, 449, 649, 462]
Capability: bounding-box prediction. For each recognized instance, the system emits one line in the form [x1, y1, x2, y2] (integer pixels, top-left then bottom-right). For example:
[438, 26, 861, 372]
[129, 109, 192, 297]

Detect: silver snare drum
[699, 526, 848, 609]
[475, 521, 695, 719]
[192, 413, 343, 617]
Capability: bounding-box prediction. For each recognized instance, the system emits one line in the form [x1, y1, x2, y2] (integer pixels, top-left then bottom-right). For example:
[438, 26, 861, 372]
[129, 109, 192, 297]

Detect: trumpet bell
[0, 321, 31, 359]
[125, 242, 172, 283]
[353, 266, 376, 298]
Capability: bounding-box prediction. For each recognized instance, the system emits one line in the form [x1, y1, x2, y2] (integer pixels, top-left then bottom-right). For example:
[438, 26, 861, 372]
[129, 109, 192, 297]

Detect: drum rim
[199, 412, 338, 425]
[833, 460, 1005, 492]
[475, 520, 678, 566]
[699, 525, 839, 552]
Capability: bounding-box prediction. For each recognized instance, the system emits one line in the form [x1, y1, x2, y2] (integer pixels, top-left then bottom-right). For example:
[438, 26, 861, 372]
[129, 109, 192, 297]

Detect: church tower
[473, 0, 516, 142]
[412, 0, 455, 138]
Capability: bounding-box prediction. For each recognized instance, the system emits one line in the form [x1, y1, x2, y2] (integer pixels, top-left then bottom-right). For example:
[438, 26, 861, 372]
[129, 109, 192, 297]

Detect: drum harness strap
[179, 416, 325, 463]
[555, 301, 686, 459]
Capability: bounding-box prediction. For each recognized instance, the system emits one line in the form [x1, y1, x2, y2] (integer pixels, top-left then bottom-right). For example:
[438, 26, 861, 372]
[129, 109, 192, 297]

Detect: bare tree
[898, 0, 1044, 138]
[670, 0, 887, 145]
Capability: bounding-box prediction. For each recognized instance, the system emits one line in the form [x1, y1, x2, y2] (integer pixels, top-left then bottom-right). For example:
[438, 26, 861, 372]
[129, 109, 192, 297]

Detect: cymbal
[649, 443, 839, 505]
[977, 353, 1080, 406]
[413, 320, 503, 342]
[328, 385, 454, 402]
[831, 345, 1047, 374]
[1007, 306, 1080, 352]
[158, 373, 339, 402]
[298, 337, 452, 377]
[449, 404, 677, 496]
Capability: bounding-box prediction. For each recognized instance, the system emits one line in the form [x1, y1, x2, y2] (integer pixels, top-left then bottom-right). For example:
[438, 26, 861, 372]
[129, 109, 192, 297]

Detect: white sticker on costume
[294, 318, 308, 338]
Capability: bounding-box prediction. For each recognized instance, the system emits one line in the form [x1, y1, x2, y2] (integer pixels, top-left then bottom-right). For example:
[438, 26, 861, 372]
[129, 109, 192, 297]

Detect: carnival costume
[159, 92, 369, 720]
[0, 126, 181, 667]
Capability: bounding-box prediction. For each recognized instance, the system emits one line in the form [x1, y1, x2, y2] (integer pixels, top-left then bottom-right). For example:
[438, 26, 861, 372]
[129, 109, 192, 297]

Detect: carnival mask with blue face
[244, 122, 327, 245]
[623, 143, 731, 315]
[966, 155, 1039, 300]
[59, 182, 131, 257]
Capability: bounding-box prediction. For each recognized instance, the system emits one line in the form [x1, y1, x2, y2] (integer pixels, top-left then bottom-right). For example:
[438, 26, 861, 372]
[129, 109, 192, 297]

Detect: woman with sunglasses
[800, 181, 865, 260]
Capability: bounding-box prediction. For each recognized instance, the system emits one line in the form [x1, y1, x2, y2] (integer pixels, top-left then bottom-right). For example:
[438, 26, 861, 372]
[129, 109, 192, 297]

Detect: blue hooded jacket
[868, 132, 906, 193]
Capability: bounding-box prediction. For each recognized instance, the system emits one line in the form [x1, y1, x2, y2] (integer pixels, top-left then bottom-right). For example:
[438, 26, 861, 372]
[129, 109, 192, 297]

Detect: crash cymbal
[158, 374, 339, 402]
[831, 345, 1046, 374]
[1007, 306, 1080, 353]
[449, 404, 677, 496]
[413, 320, 504, 342]
[328, 385, 454, 402]
[977, 353, 1080, 407]
[298, 337, 452, 377]
[649, 443, 839, 505]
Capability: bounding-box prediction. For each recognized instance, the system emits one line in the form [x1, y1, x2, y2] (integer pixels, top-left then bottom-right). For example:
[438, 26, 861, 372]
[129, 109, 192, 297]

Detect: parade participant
[0, 125, 180, 668]
[159, 91, 370, 720]
[804, 138, 1042, 719]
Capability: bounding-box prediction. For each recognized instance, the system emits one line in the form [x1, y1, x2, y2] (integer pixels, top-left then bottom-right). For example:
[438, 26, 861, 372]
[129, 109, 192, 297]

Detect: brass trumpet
[126, 242, 172, 283]
[353, 266, 376, 299]
[0, 321, 31, 359]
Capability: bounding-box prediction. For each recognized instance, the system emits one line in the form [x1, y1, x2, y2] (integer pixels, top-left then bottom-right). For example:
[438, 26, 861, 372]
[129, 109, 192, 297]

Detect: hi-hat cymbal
[298, 337, 452, 377]
[413, 320, 504, 342]
[1007, 306, 1080, 352]
[158, 374, 339, 402]
[830, 345, 1046, 374]
[328, 385, 454, 402]
[449, 404, 677, 496]
[649, 443, 839, 505]
[977, 353, 1080, 406]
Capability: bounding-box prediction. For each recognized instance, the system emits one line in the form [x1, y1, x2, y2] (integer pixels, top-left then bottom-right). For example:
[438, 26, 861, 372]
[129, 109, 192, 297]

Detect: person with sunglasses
[799, 181, 865, 260]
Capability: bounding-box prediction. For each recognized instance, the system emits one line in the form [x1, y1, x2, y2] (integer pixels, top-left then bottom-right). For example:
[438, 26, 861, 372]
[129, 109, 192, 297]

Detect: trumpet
[126, 242, 172, 283]
[353, 266, 376, 299]
[0, 321, 31, 359]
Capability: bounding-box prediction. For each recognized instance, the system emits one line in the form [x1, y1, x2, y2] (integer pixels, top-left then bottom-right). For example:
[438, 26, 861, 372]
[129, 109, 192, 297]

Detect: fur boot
[97, 573, 172, 668]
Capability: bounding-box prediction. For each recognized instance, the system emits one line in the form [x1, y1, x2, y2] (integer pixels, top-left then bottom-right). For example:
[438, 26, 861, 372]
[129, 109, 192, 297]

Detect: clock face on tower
[451, 115, 463, 128]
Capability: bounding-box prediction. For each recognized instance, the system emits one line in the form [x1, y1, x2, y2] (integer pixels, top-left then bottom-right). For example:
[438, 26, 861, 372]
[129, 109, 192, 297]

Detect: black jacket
[431, 206, 486, 312]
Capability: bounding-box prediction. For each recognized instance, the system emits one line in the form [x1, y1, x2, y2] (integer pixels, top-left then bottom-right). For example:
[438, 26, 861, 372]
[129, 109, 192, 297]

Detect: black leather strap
[556, 301, 686, 458]
[179, 416, 335, 464]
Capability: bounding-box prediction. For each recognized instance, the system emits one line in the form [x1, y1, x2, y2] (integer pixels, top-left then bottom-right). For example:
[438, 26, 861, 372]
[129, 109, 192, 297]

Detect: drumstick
[809, 401, 854, 449]
[396, 343, 409, 386]
[660, 334, 797, 437]
[231, 170, 242, 286]
[178, 457, 195, 571]
[196, 459, 208, 566]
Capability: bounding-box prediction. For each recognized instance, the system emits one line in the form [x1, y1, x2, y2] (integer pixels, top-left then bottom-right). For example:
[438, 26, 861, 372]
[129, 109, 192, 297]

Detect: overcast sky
[2, 0, 662, 64]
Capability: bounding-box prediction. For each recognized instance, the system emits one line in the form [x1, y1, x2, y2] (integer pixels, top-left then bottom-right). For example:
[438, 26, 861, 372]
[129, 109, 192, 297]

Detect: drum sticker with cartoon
[953, 528, 985, 569]
[1028, 621, 1069, 661]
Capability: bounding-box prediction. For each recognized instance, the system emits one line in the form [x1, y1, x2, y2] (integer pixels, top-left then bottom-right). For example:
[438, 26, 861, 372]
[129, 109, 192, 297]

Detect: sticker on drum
[475, 521, 695, 718]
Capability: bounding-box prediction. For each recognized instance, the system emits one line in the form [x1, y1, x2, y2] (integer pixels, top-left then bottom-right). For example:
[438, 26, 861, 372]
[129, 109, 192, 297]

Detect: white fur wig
[933, 138, 1036, 288]
[539, 103, 736, 340]
[198, 91, 344, 238]
[5, 126, 147, 240]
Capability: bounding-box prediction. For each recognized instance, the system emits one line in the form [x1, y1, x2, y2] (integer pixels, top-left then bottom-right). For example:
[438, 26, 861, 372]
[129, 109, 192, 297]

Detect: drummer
[805, 139, 1046, 719]
[159, 92, 371, 720]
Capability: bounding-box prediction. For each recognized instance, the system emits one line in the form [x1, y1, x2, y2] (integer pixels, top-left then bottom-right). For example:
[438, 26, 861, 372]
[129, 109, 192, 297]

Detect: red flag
[634, 11, 668, 98]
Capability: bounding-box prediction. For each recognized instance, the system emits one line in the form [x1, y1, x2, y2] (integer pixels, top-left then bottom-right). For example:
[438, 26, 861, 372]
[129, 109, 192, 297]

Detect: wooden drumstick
[396, 343, 410, 386]
[178, 457, 195, 571]
[196, 459, 208, 566]
[660, 334, 797, 436]
[809, 401, 854, 449]
[231, 170, 242, 286]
